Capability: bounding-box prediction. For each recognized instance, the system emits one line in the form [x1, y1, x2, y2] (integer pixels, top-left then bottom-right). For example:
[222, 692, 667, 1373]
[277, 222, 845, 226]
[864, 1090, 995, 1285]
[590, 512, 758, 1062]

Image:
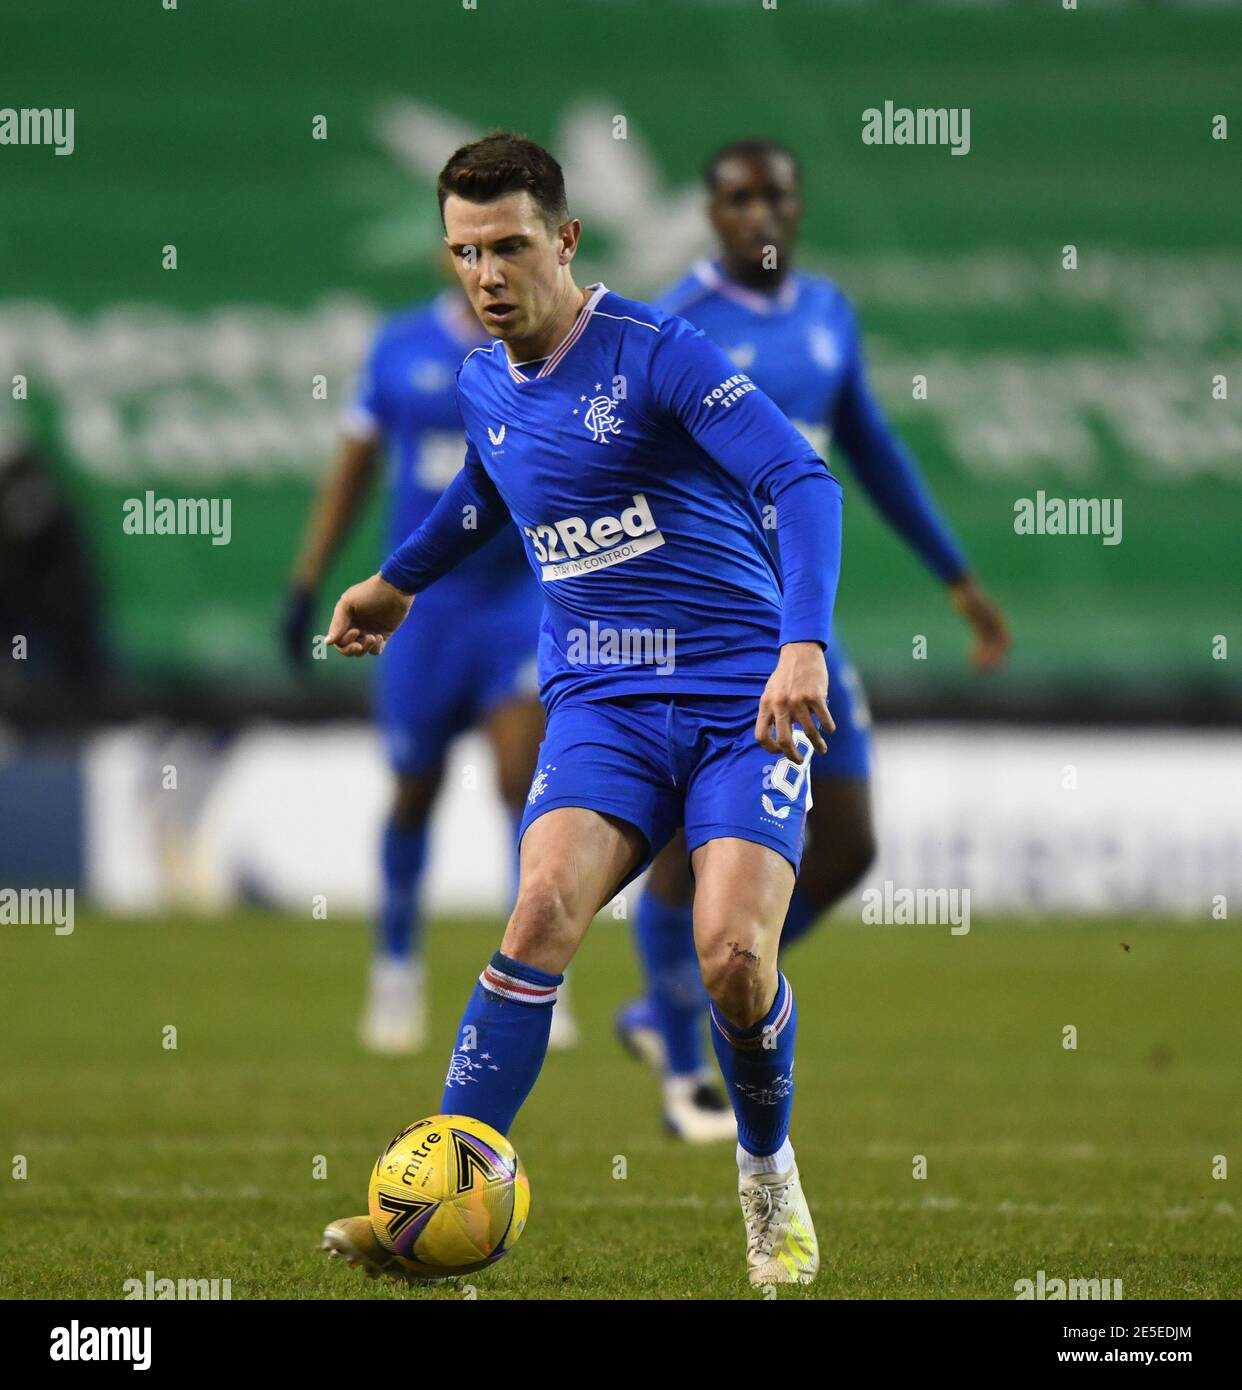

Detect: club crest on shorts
[527, 763, 556, 806]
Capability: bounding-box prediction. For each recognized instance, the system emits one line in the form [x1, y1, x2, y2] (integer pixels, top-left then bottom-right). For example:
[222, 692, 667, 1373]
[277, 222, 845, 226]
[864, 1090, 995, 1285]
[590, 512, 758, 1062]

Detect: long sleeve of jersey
[379, 432, 512, 594]
[650, 317, 843, 647]
[832, 304, 968, 584]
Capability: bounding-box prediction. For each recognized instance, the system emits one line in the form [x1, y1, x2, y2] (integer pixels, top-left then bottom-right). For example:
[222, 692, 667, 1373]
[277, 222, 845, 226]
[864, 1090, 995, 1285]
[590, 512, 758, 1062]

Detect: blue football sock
[710, 972, 798, 1159]
[377, 820, 430, 959]
[440, 951, 563, 1135]
[778, 886, 819, 953]
[633, 890, 706, 1077]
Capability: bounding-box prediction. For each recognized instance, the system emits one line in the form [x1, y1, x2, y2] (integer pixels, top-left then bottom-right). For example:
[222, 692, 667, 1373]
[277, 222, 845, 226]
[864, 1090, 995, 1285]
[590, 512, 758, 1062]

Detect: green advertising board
[3, 0, 1239, 701]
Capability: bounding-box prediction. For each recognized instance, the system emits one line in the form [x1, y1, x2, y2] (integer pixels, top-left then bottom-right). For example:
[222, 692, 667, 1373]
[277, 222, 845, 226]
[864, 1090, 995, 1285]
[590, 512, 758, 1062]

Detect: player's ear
[557, 217, 582, 264]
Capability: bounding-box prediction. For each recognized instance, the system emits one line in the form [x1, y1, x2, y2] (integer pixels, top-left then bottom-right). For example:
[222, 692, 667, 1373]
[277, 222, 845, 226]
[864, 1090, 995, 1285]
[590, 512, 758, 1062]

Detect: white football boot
[321, 1216, 447, 1286]
[617, 1001, 734, 1141]
[738, 1163, 819, 1285]
[547, 971, 579, 1050]
[615, 997, 666, 1071]
[359, 957, 426, 1055]
[663, 1073, 738, 1143]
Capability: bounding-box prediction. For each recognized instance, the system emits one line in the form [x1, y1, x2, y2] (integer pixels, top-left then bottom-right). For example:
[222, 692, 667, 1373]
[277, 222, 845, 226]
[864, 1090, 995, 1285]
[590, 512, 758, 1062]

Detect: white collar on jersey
[506, 282, 609, 383]
[692, 259, 799, 316]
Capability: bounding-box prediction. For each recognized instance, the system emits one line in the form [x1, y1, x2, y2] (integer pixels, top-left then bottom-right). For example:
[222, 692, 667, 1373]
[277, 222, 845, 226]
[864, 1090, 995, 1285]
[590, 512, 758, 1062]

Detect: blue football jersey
[347, 291, 533, 603]
[658, 260, 967, 583]
[381, 283, 844, 713]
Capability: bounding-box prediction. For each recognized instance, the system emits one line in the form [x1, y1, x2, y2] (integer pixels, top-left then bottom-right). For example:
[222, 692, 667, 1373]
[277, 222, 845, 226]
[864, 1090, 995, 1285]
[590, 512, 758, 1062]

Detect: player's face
[709, 152, 802, 281]
[443, 192, 579, 343]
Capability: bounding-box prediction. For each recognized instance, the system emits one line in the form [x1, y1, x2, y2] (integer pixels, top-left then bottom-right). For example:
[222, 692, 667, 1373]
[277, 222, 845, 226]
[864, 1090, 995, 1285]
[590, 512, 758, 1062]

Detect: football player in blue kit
[283, 266, 578, 1055]
[321, 131, 846, 1285]
[617, 139, 1011, 1138]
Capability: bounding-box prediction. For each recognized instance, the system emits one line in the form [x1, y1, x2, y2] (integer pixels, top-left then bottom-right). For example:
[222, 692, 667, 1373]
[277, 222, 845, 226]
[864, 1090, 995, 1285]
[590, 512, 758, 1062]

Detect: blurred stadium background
[2, 0, 1238, 920]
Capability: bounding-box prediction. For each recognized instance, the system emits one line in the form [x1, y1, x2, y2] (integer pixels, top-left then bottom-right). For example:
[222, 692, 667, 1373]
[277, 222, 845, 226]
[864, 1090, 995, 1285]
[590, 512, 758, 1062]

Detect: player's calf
[438, 807, 643, 1135]
[779, 777, 876, 952]
[690, 836, 814, 1279]
[792, 825, 875, 922]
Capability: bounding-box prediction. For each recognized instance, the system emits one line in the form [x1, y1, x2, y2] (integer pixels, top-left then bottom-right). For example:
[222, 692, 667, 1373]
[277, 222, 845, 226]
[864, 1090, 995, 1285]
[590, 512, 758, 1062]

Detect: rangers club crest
[573, 384, 623, 444]
[527, 763, 556, 806]
[444, 1050, 482, 1087]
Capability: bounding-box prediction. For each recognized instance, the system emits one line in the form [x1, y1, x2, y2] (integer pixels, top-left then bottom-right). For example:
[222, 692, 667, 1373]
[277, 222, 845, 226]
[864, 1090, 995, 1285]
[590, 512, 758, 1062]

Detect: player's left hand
[755, 640, 835, 762]
[280, 583, 315, 671]
[950, 576, 1011, 671]
[325, 573, 413, 657]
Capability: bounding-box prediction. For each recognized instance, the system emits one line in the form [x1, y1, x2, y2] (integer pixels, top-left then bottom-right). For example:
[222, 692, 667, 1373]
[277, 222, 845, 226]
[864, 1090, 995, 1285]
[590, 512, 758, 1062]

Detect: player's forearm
[836, 397, 967, 584]
[769, 468, 844, 648]
[379, 466, 509, 595]
[291, 436, 379, 589]
[852, 443, 967, 582]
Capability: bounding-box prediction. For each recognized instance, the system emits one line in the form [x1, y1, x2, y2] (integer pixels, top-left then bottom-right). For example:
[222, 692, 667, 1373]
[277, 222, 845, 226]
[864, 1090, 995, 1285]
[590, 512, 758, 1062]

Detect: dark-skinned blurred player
[617, 140, 1011, 1138]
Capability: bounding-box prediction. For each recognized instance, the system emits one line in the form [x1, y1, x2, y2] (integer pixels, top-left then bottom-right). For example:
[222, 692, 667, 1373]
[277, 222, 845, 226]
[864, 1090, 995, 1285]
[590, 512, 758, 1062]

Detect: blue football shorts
[517, 638, 871, 886]
[815, 639, 872, 783]
[375, 580, 544, 775]
[518, 691, 820, 888]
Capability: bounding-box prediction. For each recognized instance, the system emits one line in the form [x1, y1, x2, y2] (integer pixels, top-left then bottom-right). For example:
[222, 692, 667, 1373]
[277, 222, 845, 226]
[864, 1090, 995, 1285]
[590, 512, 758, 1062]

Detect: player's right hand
[755, 640, 834, 762]
[949, 576, 1011, 671]
[326, 573, 414, 657]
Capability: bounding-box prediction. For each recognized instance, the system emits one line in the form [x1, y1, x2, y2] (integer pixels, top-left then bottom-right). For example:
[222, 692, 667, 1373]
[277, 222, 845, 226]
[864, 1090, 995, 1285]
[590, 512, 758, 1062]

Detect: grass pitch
[1, 910, 1238, 1300]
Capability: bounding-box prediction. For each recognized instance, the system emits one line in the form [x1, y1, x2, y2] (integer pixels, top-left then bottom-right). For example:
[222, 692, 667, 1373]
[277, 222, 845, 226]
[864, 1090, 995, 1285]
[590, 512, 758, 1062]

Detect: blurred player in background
[616, 139, 1011, 1130]
[283, 263, 577, 1054]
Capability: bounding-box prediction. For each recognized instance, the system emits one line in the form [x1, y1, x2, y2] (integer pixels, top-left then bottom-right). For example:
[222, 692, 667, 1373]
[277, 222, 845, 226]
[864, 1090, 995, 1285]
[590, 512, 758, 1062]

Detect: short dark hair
[437, 130, 569, 227]
[704, 138, 802, 191]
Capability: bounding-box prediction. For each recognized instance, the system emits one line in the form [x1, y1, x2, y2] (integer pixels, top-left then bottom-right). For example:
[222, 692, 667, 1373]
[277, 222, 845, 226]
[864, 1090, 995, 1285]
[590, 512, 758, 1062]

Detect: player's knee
[390, 800, 430, 833]
[802, 830, 877, 910]
[646, 845, 694, 908]
[505, 872, 578, 961]
[698, 932, 772, 1030]
[831, 831, 877, 896]
[391, 774, 439, 831]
